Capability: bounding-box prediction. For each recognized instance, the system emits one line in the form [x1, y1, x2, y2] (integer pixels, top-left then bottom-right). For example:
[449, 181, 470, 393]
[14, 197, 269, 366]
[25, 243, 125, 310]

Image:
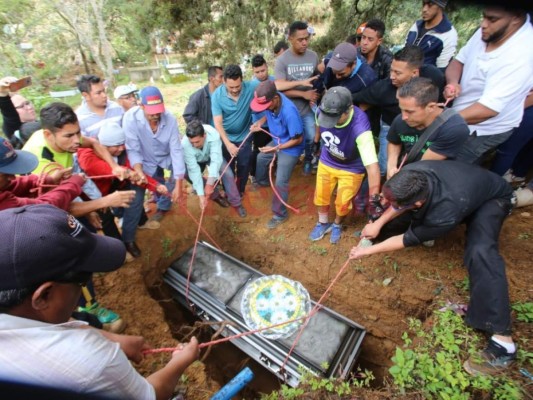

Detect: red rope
[281, 258, 352, 370]
[257, 126, 300, 214]
[185, 205, 206, 309]
[142, 310, 321, 354]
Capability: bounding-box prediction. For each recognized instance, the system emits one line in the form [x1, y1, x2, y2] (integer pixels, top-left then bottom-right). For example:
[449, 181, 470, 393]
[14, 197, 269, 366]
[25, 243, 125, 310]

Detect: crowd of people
[0, 1, 532, 398]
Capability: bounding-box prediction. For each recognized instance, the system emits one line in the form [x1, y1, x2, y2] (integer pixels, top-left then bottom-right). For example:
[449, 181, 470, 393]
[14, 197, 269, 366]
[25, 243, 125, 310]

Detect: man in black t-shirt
[352, 46, 444, 176]
[386, 77, 469, 178]
[350, 160, 517, 377]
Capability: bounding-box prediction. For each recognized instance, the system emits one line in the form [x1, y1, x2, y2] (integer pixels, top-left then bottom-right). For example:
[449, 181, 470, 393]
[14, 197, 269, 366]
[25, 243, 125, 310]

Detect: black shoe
[213, 196, 230, 208]
[124, 242, 141, 258]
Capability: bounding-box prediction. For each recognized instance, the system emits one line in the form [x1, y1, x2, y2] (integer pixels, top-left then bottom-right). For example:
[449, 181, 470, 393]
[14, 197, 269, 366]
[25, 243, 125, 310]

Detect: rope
[257, 126, 300, 214]
[142, 312, 319, 355]
[280, 257, 352, 370]
[185, 205, 206, 309]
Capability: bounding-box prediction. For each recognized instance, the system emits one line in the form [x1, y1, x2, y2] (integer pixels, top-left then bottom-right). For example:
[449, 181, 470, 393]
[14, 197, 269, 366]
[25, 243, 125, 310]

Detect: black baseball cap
[317, 87, 353, 128]
[0, 205, 126, 290]
[0, 137, 38, 174]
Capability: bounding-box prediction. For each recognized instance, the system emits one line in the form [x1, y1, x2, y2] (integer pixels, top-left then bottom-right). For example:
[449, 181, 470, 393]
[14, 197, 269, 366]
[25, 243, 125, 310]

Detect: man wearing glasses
[114, 84, 139, 112]
[0, 77, 41, 147]
[350, 160, 517, 377]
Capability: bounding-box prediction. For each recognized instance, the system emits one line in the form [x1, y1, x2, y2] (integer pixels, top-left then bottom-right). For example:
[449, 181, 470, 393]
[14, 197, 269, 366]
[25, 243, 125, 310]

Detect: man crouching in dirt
[349, 160, 516, 376]
[0, 205, 199, 399]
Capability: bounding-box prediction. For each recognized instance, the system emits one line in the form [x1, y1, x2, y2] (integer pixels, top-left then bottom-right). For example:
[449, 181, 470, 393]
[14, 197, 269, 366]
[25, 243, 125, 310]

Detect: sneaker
[330, 223, 342, 244]
[78, 303, 126, 333]
[125, 252, 134, 263]
[235, 205, 247, 218]
[309, 222, 332, 241]
[463, 340, 516, 376]
[267, 216, 288, 229]
[423, 240, 435, 247]
[138, 220, 160, 230]
[515, 187, 533, 208]
[303, 162, 312, 176]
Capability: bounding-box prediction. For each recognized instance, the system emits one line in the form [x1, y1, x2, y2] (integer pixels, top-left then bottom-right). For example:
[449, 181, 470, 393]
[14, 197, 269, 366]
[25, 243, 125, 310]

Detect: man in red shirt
[0, 137, 85, 211]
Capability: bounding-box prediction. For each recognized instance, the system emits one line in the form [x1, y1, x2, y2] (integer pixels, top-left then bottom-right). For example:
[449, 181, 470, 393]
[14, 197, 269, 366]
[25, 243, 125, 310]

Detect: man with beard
[211, 65, 260, 196]
[444, 6, 533, 165]
[123, 86, 185, 230]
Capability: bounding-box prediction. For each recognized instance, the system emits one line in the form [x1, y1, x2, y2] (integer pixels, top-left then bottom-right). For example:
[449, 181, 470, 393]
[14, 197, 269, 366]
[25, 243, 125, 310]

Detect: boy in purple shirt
[310, 87, 381, 244]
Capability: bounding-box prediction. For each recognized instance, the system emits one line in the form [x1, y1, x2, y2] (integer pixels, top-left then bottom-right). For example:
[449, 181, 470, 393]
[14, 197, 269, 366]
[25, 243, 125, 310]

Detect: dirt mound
[96, 169, 533, 398]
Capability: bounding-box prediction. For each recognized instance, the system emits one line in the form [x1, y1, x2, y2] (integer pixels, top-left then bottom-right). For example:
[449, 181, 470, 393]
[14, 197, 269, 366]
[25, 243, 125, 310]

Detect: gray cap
[427, 0, 448, 8]
[327, 42, 357, 71]
[317, 87, 353, 128]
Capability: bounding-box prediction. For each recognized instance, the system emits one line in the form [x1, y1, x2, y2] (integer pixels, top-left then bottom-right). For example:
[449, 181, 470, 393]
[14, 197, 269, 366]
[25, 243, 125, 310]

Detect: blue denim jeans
[122, 167, 175, 243]
[491, 106, 533, 175]
[256, 141, 299, 219]
[301, 111, 316, 163]
[378, 119, 390, 176]
[185, 160, 242, 207]
[222, 137, 253, 195]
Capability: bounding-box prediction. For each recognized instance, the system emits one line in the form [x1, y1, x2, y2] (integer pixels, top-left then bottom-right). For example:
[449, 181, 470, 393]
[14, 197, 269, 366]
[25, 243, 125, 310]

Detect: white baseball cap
[113, 84, 138, 99]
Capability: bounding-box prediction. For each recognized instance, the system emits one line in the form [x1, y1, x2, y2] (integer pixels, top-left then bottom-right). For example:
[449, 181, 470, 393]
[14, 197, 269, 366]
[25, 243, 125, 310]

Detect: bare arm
[386, 142, 402, 179]
[350, 234, 405, 259]
[458, 102, 498, 125]
[214, 115, 238, 157]
[421, 148, 447, 161]
[146, 337, 199, 400]
[275, 76, 318, 91]
[444, 59, 464, 99]
[68, 191, 136, 216]
[365, 162, 381, 196]
[82, 136, 128, 180]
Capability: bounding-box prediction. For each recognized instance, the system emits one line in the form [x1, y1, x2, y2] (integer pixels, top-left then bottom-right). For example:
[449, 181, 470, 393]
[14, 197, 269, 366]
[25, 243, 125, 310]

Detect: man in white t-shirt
[0, 205, 198, 399]
[444, 6, 533, 164]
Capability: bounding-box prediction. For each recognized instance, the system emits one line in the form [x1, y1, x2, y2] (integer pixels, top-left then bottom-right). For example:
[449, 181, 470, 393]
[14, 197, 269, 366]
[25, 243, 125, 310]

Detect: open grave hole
[95, 184, 533, 398]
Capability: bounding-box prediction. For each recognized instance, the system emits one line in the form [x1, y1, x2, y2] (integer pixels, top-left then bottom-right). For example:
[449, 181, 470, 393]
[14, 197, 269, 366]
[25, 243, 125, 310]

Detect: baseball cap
[0, 137, 38, 174]
[356, 22, 367, 36]
[139, 86, 165, 114]
[317, 86, 353, 128]
[114, 84, 138, 99]
[0, 205, 126, 291]
[250, 80, 278, 112]
[327, 42, 358, 72]
[425, 0, 447, 8]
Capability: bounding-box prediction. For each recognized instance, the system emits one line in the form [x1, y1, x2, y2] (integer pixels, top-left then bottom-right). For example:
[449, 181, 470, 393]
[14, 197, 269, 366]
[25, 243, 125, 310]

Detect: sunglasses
[119, 92, 138, 100]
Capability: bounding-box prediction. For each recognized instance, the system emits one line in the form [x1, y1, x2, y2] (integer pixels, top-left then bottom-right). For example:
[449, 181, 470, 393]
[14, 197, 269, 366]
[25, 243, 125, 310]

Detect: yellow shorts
[313, 162, 365, 216]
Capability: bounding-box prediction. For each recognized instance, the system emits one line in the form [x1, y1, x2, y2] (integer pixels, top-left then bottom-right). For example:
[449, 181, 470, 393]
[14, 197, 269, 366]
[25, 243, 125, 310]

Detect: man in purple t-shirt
[310, 87, 381, 244]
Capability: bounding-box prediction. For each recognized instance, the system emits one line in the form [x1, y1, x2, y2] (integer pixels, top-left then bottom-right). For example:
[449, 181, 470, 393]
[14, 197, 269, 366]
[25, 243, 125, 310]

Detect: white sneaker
[515, 187, 533, 208]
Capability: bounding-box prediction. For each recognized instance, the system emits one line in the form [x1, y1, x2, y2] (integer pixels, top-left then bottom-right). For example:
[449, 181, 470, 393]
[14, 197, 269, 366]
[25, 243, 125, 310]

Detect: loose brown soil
[95, 167, 533, 399]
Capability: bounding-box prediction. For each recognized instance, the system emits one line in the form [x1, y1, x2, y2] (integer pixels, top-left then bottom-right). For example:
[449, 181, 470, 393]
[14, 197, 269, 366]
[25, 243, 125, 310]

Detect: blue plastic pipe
[210, 367, 254, 400]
